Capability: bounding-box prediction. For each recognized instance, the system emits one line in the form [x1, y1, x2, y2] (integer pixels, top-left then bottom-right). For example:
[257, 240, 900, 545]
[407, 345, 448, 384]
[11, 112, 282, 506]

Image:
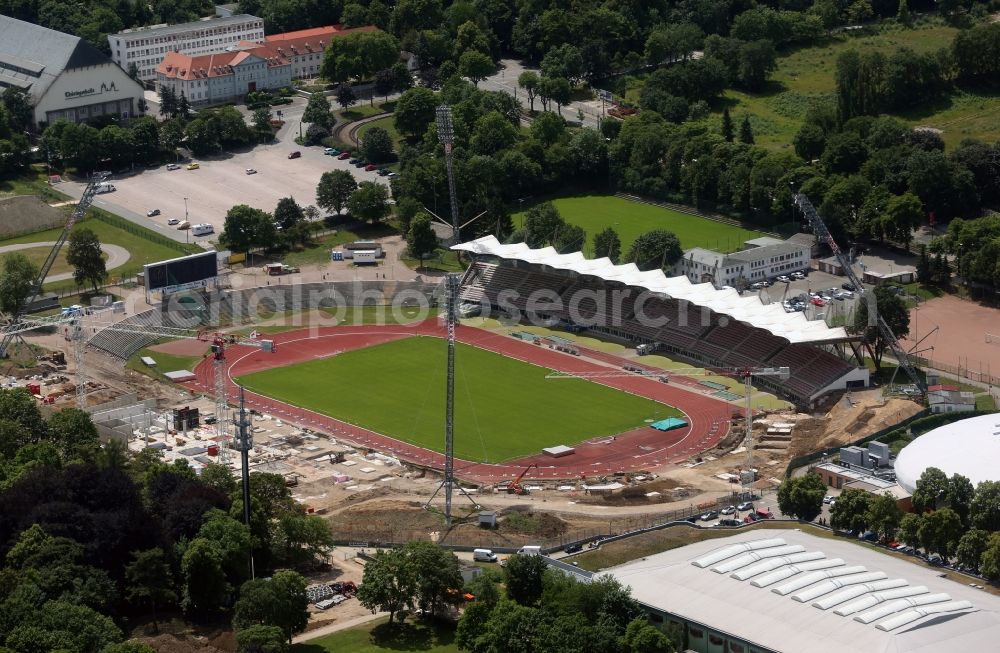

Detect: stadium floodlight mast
[424, 273, 479, 526]
[232, 385, 256, 578]
[436, 105, 463, 245]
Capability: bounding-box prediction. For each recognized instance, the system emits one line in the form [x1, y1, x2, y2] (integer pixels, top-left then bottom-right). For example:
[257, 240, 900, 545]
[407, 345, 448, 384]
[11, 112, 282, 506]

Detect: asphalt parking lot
[748, 269, 863, 323]
[85, 97, 389, 241]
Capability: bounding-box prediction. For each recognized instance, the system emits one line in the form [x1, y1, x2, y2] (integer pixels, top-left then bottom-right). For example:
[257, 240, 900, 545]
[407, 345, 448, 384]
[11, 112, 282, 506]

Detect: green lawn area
[126, 345, 205, 382]
[0, 168, 70, 203]
[0, 210, 198, 292]
[711, 22, 1000, 150]
[357, 115, 402, 146]
[282, 222, 398, 267]
[294, 617, 459, 653]
[337, 101, 395, 122]
[236, 335, 678, 462]
[317, 304, 434, 324]
[512, 194, 766, 255]
[400, 248, 464, 273]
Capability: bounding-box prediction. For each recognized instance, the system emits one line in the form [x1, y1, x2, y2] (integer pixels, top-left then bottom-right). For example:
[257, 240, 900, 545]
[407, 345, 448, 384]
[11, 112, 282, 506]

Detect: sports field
[512, 195, 766, 255]
[236, 335, 679, 462]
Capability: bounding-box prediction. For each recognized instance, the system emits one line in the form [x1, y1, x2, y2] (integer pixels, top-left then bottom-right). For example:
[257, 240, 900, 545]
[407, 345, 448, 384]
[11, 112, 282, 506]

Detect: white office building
[673, 242, 811, 288]
[156, 47, 291, 106]
[108, 14, 265, 83]
[0, 15, 145, 129]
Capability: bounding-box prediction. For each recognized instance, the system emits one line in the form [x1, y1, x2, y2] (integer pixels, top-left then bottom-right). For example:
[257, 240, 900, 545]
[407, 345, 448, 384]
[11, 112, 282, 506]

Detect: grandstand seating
[459, 260, 857, 404]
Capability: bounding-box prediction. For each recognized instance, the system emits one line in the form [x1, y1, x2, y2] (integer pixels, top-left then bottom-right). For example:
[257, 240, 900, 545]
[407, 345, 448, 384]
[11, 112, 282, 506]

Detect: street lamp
[184, 197, 189, 244]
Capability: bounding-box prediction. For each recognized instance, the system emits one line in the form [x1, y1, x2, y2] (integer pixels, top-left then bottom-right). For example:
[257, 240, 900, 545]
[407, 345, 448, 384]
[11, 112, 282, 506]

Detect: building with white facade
[156, 47, 290, 107]
[108, 14, 265, 83]
[0, 15, 145, 129]
[262, 25, 377, 79]
[673, 241, 810, 287]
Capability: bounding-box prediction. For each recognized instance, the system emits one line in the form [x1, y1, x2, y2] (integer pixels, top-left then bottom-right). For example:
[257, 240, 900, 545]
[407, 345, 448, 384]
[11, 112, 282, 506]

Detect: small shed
[478, 511, 497, 528]
[542, 444, 575, 457]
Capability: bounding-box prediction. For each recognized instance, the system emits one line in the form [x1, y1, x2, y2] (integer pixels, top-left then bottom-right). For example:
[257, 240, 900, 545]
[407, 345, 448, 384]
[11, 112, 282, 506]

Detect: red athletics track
[183, 321, 734, 483]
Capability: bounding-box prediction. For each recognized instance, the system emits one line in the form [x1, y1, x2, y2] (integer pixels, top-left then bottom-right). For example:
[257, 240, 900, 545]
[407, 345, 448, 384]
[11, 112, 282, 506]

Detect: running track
[183, 322, 734, 483]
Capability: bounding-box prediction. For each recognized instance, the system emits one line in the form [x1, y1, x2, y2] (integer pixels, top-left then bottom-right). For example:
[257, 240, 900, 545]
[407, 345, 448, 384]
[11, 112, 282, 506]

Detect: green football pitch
[236, 336, 679, 462]
[512, 195, 766, 254]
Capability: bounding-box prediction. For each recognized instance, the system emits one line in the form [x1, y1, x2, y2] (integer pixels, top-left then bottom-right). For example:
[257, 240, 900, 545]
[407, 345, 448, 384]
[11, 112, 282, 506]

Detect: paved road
[0, 241, 131, 282]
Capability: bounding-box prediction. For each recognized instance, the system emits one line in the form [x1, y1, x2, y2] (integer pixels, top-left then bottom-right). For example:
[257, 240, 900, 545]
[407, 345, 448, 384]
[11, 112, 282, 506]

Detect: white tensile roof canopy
[453, 236, 849, 345]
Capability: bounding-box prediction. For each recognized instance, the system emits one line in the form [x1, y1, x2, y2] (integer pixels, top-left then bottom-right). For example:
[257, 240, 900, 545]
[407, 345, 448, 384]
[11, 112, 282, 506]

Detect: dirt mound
[499, 510, 568, 537]
[133, 633, 229, 653]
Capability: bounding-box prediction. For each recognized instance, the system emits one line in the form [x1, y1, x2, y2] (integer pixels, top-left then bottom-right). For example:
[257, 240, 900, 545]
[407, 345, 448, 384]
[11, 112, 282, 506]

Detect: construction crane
[503, 463, 539, 495]
[0, 173, 108, 359]
[547, 365, 790, 495]
[791, 193, 926, 394]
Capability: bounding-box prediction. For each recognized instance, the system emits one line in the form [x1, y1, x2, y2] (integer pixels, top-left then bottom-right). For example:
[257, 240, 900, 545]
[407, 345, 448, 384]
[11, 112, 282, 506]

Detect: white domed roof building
[895, 413, 1000, 492]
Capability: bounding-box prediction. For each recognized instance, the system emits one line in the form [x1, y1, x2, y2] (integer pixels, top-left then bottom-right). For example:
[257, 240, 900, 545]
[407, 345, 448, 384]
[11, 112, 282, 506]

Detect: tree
[184, 117, 219, 155]
[822, 131, 868, 174]
[794, 123, 827, 161]
[180, 538, 229, 614]
[776, 472, 826, 521]
[721, 107, 734, 142]
[47, 407, 99, 461]
[504, 553, 547, 606]
[356, 548, 414, 624]
[125, 548, 176, 633]
[541, 44, 585, 83]
[360, 126, 394, 163]
[273, 197, 305, 233]
[852, 285, 909, 369]
[593, 227, 622, 263]
[829, 488, 871, 533]
[322, 31, 400, 83]
[912, 467, 949, 513]
[518, 70, 540, 112]
[336, 84, 357, 110]
[316, 169, 357, 215]
[405, 541, 463, 616]
[956, 529, 990, 571]
[5, 600, 122, 653]
[627, 230, 683, 271]
[252, 107, 274, 142]
[916, 244, 932, 283]
[2, 87, 33, 132]
[236, 625, 288, 653]
[898, 513, 923, 549]
[866, 492, 903, 541]
[621, 618, 676, 653]
[947, 473, 975, 527]
[393, 87, 437, 138]
[980, 533, 1000, 581]
[919, 507, 963, 557]
[406, 213, 438, 268]
[302, 93, 333, 129]
[459, 51, 494, 87]
[971, 481, 1000, 531]
[0, 253, 39, 316]
[523, 202, 565, 248]
[739, 114, 754, 144]
[737, 40, 777, 90]
[882, 192, 922, 250]
[554, 224, 586, 254]
[252, 571, 308, 643]
[347, 181, 391, 223]
[219, 205, 276, 255]
[159, 86, 177, 118]
[177, 92, 191, 119]
[66, 227, 107, 292]
[470, 111, 519, 155]
[530, 111, 566, 146]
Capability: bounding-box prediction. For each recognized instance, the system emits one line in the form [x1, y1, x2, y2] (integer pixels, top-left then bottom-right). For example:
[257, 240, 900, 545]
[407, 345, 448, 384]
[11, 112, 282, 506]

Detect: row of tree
[776, 466, 1000, 579]
[0, 88, 32, 175]
[0, 387, 333, 652]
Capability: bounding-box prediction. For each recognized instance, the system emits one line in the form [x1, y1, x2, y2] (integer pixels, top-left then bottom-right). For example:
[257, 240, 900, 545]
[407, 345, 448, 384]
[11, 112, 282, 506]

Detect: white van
[473, 549, 497, 562]
[95, 182, 116, 194]
[191, 223, 214, 236]
[516, 545, 541, 556]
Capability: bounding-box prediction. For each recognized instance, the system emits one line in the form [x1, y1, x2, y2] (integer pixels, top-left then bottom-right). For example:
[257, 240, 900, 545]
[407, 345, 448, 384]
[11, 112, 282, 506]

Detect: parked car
[337, 151, 351, 160]
[387, 171, 398, 178]
[811, 297, 827, 306]
[186, 162, 199, 170]
[176, 220, 190, 230]
[146, 209, 160, 217]
[842, 282, 858, 291]
[720, 506, 736, 515]
[790, 271, 806, 280]
[720, 518, 742, 527]
[287, 151, 301, 159]
[564, 543, 583, 554]
[743, 514, 759, 524]
[167, 218, 180, 225]
[685, 515, 699, 523]
[823, 495, 834, 504]
[750, 282, 765, 290]
[245, 168, 257, 175]
[377, 168, 391, 176]
[777, 275, 791, 283]
[166, 163, 180, 170]
[700, 510, 719, 521]
[323, 147, 340, 155]
[353, 160, 366, 168]
[365, 163, 379, 171]
[859, 531, 878, 542]
[736, 501, 753, 511]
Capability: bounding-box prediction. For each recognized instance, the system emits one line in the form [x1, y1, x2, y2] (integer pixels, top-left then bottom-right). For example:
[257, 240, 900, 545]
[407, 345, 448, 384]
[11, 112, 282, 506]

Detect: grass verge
[294, 617, 459, 653]
[282, 223, 397, 267]
[126, 345, 205, 382]
[511, 194, 766, 254]
[236, 335, 678, 462]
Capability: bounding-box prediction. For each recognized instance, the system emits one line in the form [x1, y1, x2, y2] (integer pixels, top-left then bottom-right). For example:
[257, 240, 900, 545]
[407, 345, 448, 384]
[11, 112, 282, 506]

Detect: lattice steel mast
[792, 193, 925, 393]
[436, 105, 462, 245]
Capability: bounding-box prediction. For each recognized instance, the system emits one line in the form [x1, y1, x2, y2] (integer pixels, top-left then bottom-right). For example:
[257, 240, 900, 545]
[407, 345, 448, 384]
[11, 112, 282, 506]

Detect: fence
[912, 354, 1000, 388]
[91, 211, 192, 255]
